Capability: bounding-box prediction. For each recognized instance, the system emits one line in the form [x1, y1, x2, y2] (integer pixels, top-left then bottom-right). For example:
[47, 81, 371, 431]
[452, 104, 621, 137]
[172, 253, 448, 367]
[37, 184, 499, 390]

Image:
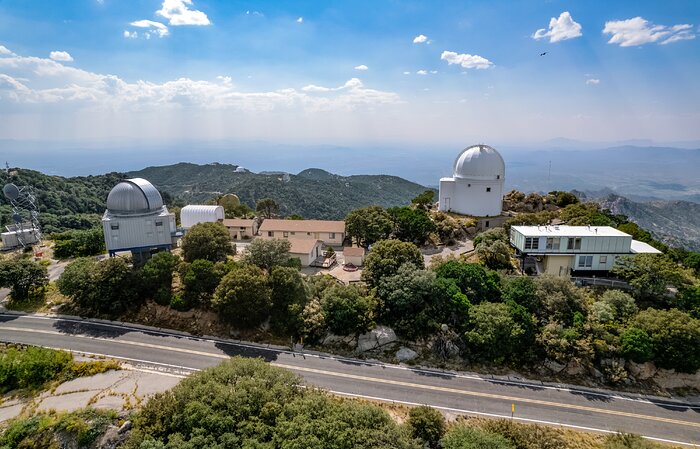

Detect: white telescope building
[438, 144, 505, 217]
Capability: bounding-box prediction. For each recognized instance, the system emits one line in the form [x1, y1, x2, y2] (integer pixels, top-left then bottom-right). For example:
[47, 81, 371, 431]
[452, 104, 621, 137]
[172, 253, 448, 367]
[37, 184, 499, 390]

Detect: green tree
[502, 276, 539, 313]
[388, 206, 436, 245]
[181, 222, 234, 263]
[433, 261, 501, 303]
[140, 252, 180, 301]
[619, 327, 654, 363]
[632, 308, 700, 372]
[286, 214, 304, 220]
[412, 190, 435, 209]
[52, 227, 105, 259]
[600, 290, 638, 321]
[345, 205, 394, 248]
[256, 198, 279, 218]
[244, 238, 292, 271]
[465, 302, 526, 363]
[441, 426, 515, 449]
[407, 406, 445, 449]
[362, 239, 424, 287]
[548, 190, 579, 207]
[270, 266, 309, 335]
[181, 259, 227, 306]
[213, 265, 272, 328]
[612, 254, 691, 305]
[321, 284, 376, 335]
[0, 258, 48, 301]
[533, 275, 588, 325]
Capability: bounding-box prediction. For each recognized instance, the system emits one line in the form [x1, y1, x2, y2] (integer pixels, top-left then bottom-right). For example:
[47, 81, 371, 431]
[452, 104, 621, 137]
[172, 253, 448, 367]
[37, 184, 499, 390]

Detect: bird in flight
[540, 52, 547, 56]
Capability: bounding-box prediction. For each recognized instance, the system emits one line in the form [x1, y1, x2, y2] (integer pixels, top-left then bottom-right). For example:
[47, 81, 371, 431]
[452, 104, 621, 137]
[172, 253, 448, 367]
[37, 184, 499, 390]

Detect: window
[524, 237, 539, 250]
[578, 255, 593, 268]
[283, 231, 289, 238]
[330, 232, 336, 239]
[467, 183, 471, 187]
[599, 255, 607, 264]
[291, 232, 296, 235]
[307, 232, 311, 236]
[486, 187, 491, 192]
[497, 175, 500, 179]
[240, 227, 246, 230]
[155, 221, 163, 227]
[268, 231, 273, 237]
[484, 221, 490, 228]
[567, 237, 582, 250]
[546, 237, 560, 250]
[110, 223, 119, 230]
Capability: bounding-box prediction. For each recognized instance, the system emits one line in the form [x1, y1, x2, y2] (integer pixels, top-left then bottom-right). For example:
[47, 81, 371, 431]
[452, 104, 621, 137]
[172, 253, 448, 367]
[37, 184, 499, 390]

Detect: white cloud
[532, 12, 582, 43]
[49, 51, 73, 62]
[0, 45, 14, 56]
[416, 70, 428, 75]
[124, 30, 137, 39]
[130, 20, 170, 38]
[603, 17, 696, 47]
[354, 64, 368, 71]
[246, 10, 264, 17]
[440, 51, 493, 69]
[403, 71, 411, 75]
[0, 51, 399, 114]
[585, 78, 600, 85]
[297, 17, 303, 23]
[413, 34, 428, 44]
[157, 0, 210, 26]
[430, 70, 438, 74]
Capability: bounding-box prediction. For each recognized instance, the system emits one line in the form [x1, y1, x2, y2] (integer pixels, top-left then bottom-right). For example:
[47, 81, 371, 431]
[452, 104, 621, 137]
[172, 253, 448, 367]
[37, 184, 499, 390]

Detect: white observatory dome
[452, 144, 505, 181]
[106, 178, 164, 214]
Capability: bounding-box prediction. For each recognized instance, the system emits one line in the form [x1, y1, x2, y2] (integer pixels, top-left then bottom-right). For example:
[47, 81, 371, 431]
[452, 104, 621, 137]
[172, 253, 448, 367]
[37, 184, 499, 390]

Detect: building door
[443, 197, 450, 210]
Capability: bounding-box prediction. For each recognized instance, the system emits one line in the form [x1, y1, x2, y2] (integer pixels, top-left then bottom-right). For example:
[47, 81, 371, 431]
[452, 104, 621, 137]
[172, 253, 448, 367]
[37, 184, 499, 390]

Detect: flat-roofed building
[510, 225, 662, 276]
[223, 218, 256, 240]
[258, 219, 345, 246]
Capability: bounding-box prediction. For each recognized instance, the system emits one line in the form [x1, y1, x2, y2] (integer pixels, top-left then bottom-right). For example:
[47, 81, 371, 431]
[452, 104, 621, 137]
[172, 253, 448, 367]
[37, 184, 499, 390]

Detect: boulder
[653, 369, 700, 390]
[96, 425, 127, 449]
[626, 361, 657, 380]
[565, 361, 585, 376]
[544, 359, 566, 373]
[356, 325, 397, 352]
[396, 347, 418, 362]
[322, 333, 355, 346]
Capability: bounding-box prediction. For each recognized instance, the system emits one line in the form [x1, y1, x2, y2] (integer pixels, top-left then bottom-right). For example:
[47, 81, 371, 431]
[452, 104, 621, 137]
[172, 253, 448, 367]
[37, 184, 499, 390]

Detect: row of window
[268, 231, 338, 239]
[577, 255, 608, 268]
[524, 237, 582, 250]
[110, 221, 163, 231]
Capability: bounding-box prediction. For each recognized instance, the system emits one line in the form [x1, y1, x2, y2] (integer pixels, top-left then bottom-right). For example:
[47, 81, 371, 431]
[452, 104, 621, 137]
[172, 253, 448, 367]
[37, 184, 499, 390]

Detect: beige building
[288, 238, 324, 267]
[343, 246, 365, 266]
[258, 219, 345, 246]
[223, 218, 256, 240]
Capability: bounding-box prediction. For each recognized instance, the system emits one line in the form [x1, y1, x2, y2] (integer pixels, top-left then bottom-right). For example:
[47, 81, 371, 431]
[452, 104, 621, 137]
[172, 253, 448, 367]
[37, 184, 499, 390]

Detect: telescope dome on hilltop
[106, 178, 164, 214]
[453, 144, 505, 180]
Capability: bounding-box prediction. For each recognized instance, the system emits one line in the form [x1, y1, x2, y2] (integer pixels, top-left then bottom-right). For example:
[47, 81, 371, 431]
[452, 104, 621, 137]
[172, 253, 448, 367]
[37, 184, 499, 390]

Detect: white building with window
[101, 178, 176, 263]
[510, 225, 661, 276]
[438, 144, 505, 217]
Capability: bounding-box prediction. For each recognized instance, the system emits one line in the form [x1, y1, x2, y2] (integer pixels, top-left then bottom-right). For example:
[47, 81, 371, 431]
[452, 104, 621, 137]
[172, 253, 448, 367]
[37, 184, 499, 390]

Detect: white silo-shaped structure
[438, 144, 505, 217]
[102, 178, 176, 261]
[180, 205, 225, 229]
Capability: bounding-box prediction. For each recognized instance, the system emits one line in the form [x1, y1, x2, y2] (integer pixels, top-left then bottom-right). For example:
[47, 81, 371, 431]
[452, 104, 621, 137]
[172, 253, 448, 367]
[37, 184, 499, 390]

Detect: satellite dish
[3, 183, 20, 201]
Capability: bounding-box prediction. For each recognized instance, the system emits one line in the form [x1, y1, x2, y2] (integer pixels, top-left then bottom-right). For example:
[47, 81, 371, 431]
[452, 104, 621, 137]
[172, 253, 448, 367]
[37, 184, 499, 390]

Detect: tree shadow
[214, 341, 280, 363]
[0, 312, 21, 324]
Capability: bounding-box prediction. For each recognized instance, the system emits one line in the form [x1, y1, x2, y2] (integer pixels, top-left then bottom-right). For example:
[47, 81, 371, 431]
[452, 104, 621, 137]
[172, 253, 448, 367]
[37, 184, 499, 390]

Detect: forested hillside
[129, 162, 431, 219]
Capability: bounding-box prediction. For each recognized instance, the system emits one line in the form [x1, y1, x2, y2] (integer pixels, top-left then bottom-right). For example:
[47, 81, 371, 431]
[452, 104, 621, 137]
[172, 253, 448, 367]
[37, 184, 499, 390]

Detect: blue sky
[0, 0, 698, 146]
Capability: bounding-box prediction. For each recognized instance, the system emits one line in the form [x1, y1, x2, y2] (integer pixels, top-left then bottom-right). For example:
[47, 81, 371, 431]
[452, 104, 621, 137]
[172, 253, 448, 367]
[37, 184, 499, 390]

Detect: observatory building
[102, 178, 176, 262]
[438, 144, 505, 217]
[180, 205, 225, 229]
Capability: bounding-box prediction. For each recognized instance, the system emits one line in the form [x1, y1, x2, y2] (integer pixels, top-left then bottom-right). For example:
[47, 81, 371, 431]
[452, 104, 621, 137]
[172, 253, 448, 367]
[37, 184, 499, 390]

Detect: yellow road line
[2, 326, 698, 429]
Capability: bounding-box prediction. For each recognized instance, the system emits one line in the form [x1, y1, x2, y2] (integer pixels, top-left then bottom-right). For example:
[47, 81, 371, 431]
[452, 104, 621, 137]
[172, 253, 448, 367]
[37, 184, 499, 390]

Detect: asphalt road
[1, 312, 699, 446]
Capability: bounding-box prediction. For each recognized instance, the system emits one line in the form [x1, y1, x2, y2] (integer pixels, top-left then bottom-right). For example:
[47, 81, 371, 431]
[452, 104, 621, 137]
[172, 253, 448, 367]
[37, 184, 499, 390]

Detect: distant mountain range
[593, 194, 700, 252]
[129, 163, 430, 220]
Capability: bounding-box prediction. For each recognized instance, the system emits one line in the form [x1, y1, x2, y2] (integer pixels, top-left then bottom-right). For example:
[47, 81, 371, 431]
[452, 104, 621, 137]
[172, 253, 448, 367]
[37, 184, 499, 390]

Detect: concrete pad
[132, 373, 181, 397]
[37, 390, 96, 413]
[91, 395, 127, 411]
[53, 370, 126, 394]
[0, 403, 26, 422]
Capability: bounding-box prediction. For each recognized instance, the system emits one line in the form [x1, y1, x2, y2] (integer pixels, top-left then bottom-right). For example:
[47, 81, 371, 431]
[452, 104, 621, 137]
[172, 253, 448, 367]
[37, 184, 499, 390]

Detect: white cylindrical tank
[181, 205, 225, 229]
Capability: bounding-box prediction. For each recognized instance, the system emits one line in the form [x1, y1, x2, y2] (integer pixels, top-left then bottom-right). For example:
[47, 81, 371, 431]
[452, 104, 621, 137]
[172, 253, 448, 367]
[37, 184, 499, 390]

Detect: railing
[570, 277, 631, 290]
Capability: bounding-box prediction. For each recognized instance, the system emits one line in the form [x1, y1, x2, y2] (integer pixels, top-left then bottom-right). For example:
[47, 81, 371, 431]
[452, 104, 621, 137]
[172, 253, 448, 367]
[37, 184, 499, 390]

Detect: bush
[604, 433, 662, 449]
[441, 426, 515, 449]
[244, 238, 292, 271]
[181, 221, 233, 263]
[433, 261, 501, 304]
[407, 406, 445, 448]
[361, 239, 424, 288]
[52, 227, 105, 259]
[0, 346, 72, 393]
[0, 258, 48, 302]
[321, 284, 377, 336]
[212, 265, 272, 328]
[632, 308, 700, 372]
[620, 327, 654, 363]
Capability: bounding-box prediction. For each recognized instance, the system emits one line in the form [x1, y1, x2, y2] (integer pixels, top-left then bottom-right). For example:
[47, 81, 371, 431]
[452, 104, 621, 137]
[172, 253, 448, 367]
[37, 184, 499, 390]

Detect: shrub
[407, 406, 445, 448]
[0, 346, 72, 393]
[441, 426, 515, 449]
[181, 222, 233, 263]
[620, 327, 654, 363]
[213, 265, 272, 328]
[632, 309, 700, 372]
[321, 284, 377, 336]
[362, 239, 424, 287]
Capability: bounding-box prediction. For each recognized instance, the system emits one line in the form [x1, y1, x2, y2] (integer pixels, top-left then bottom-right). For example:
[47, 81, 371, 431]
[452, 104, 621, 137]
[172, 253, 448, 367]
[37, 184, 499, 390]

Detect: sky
[0, 0, 699, 147]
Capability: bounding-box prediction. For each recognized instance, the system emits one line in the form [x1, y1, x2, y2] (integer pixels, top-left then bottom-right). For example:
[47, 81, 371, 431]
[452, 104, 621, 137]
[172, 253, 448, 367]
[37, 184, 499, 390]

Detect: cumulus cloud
[297, 17, 303, 23]
[440, 51, 493, 69]
[157, 0, 210, 26]
[354, 64, 368, 71]
[0, 51, 399, 114]
[402, 71, 411, 75]
[129, 20, 170, 38]
[585, 78, 600, 85]
[413, 34, 428, 44]
[49, 51, 73, 62]
[532, 12, 582, 43]
[603, 17, 696, 46]
[0, 45, 14, 56]
[124, 30, 138, 39]
[416, 70, 428, 75]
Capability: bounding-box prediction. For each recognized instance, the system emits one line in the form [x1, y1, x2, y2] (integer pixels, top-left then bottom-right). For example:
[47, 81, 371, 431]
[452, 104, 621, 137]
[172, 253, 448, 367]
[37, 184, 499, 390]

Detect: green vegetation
[0, 258, 48, 302]
[244, 238, 293, 271]
[256, 197, 280, 218]
[346, 205, 394, 248]
[51, 227, 105, 259]
[124, 357, 419, 448]
[361, 239, 424, 287]
[0, 345, 119, 394]
[213, 264, 272, 328]
[407, 405, 445, 449]
[181, 221, 234, 263]
[0, 408, 118, 448]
